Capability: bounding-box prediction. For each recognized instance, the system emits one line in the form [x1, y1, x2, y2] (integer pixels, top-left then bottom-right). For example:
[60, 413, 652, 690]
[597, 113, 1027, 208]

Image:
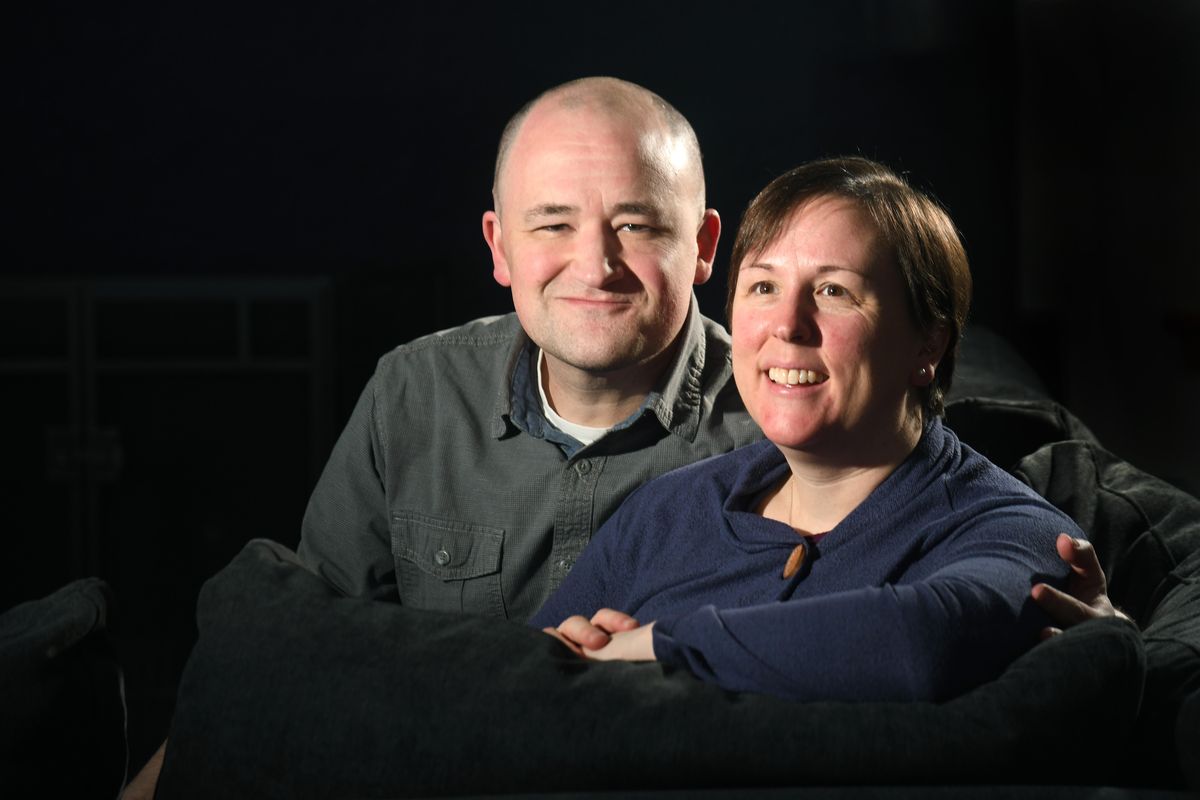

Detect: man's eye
[537, 224, 570, 233]
[618, 223, 653, 233]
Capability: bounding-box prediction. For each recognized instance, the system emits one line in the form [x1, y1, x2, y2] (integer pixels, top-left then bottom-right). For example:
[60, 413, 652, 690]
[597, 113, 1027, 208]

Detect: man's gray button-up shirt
[297, 299, 761, 622]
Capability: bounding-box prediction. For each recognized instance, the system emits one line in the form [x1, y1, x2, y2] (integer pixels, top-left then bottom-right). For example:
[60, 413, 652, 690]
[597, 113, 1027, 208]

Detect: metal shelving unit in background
[0, 276, 334, 766]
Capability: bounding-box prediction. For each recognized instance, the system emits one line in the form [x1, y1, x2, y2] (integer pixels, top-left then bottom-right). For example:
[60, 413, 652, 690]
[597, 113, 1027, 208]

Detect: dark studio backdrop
[6, 0, 1199, 769]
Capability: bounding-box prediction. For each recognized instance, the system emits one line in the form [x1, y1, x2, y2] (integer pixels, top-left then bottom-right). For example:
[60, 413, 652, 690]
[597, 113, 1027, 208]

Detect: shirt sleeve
[296, 374, 399, 602]
[651, 507, 1073, 702]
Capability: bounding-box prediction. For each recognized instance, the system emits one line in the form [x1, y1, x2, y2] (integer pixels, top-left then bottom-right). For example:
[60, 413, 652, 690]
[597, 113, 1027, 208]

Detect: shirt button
[575, 460, 591, 476]
[434, 549, 451, 567]
[556, 558, 574, 571]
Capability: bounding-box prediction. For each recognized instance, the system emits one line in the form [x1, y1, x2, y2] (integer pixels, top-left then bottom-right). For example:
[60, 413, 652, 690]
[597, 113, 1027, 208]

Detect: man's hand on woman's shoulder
[1032, 533, 1134, 639]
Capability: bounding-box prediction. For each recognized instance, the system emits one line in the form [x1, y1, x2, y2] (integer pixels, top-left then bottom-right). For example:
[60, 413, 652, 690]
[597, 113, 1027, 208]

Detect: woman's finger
[590, 608, 640, 633]
[556, 615, 611, 650]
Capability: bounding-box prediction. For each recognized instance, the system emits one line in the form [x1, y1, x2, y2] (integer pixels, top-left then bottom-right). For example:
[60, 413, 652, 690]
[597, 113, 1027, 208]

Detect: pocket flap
[391, 511, 504, 581]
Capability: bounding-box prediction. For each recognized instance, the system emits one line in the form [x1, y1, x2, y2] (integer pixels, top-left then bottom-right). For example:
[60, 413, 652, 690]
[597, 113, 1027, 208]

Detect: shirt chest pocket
[390, 510, 507, 618]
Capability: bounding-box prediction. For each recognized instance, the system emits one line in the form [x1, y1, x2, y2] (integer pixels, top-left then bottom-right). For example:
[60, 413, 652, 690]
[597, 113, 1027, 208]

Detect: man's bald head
[491, 77, 706, 218]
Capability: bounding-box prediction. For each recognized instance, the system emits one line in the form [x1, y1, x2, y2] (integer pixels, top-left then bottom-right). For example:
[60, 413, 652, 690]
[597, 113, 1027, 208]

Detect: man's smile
[556, 294, 635, 308]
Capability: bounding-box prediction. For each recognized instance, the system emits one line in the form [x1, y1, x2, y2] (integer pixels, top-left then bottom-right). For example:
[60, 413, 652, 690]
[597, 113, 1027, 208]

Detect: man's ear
[482, 210, 511, 287]
[692, 208, 721, 286]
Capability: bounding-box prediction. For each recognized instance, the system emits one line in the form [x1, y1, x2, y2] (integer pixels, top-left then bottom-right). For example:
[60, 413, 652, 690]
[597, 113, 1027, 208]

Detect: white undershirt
[536, 349, 610, 447]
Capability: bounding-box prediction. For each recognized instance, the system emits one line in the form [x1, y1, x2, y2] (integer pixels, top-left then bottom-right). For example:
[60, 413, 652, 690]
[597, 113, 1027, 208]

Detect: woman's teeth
[768, 367, 829, 386]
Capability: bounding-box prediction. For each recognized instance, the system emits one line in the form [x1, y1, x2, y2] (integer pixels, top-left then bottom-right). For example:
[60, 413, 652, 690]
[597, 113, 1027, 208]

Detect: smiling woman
[531, 157, 1081, 702]
[731, 194, 936, 481]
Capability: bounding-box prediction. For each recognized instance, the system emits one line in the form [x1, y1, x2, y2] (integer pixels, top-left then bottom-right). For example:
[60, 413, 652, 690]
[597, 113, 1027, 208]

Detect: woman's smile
[766, 367, 829, 386]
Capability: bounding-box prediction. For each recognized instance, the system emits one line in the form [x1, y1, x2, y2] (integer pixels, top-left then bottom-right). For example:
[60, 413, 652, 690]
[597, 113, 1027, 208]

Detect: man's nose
[572, 227, 622, 287]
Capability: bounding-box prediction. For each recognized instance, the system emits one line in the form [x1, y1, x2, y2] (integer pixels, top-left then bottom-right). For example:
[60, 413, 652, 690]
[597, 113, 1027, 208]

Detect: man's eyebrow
[612, 202, 664, 218]
[523, 201, 668, 225]
[523, 204, 577, 223]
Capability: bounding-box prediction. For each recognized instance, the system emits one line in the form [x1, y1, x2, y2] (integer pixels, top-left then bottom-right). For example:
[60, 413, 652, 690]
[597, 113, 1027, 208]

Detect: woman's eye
[748, 281, 776, 295]
[818, 284, 846, 298]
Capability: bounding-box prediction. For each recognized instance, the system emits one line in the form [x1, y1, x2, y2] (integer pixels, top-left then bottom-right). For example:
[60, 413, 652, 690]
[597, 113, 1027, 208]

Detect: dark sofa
[2, 328, 1197, 797]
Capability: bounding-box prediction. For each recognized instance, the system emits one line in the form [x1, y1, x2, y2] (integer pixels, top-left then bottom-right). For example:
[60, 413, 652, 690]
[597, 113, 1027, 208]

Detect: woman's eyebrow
[815, 264, 866, 277]
[741, 262, 776, 273]
[740, 263, 868, 279]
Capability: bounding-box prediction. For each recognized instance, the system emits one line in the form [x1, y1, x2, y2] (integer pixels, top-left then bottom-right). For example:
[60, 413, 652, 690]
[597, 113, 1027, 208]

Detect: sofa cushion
[158, 539, 1145, 799]
[1014, 440, 1200, 788]
[947, 325, 1053, 405]
[944, 396, 1097, 473]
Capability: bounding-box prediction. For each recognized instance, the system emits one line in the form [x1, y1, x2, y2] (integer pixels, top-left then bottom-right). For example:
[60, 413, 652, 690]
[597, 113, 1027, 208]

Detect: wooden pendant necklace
[782, 474, 807, 579]
[783, 541, 807, 579]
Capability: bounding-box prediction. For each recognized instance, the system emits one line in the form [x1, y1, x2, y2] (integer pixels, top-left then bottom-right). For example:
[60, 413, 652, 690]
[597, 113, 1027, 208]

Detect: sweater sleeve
[651, 505, 1075, 702]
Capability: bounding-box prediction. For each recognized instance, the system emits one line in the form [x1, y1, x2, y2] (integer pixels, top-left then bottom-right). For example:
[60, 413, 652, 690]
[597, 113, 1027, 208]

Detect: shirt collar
[491, 295, 710, 446]
[645, 295, 707, 442]
[509, 344, 587, 457]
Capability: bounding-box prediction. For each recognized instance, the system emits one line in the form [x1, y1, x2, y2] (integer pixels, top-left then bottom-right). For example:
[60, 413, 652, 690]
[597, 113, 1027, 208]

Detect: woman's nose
[772, 295, 816, 343]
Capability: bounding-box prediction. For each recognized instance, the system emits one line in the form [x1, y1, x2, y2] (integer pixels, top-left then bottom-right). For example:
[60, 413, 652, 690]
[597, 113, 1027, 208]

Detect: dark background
[6, 0, 1199, 770]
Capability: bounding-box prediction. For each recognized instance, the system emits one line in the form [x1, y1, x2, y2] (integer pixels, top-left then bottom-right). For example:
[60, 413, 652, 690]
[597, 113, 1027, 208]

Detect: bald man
[296, 77, 758, 619]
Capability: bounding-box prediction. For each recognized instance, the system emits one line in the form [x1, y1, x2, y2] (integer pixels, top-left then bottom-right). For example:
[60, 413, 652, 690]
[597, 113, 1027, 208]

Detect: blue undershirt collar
[508, 344, 660, 459]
